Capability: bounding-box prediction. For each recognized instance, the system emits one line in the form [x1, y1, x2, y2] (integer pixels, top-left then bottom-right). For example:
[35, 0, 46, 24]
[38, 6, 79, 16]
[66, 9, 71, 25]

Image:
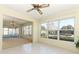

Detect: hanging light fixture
[10, 21, 16, 27]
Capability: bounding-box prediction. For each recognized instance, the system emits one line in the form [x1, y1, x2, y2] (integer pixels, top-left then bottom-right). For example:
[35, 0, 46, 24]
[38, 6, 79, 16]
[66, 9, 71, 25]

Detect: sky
[59, 18, 74, 28]
[41, 18, 74, 29]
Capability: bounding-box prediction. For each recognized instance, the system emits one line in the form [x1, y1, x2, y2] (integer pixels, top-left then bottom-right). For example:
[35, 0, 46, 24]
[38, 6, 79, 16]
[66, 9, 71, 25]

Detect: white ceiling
[3, 4, 79, 20]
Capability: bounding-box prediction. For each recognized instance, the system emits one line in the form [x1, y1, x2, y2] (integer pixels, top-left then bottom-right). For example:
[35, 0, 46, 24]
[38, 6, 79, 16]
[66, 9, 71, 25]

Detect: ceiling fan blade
[39, 4, 49, 8]
[27, 8, 35, 12]
[36, 8, 43, 15]
[32, 4, 39, 7]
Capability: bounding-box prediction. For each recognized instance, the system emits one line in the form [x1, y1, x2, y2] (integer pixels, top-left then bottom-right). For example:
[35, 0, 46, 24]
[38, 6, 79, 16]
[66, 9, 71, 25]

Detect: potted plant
[76, 40, 79, 48]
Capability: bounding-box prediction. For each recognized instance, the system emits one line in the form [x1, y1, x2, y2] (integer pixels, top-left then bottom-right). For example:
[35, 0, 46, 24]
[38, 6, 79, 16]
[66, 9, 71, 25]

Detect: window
[29, 25, 32, 35]
[59, 18, 74, 42]
[9, 28, 13, 35]
[3, 28, 8, 35]
[48, 21, 58, 39]
[41, 23, 48, 38]
[9, 28, 16, 36]
[23, 25, 32, 36]
[16, 28, 19, 35]
[3, 28, 19, 38]
[40, 18, 74, 42]
[12, 28, 16, 35]
[23, 26, 29, 35]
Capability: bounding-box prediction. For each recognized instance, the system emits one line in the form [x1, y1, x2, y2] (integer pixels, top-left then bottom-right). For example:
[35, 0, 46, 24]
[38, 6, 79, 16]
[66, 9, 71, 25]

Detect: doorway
[3, 15, 33, 49]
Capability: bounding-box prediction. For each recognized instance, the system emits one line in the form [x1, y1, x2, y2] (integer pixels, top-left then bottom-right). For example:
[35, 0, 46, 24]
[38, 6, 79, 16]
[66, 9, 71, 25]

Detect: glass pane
[4, 30, 8, 35]
[41, 23, 47, 30]
[41, 23, 48, 38]
[41, 30, 47, 38]
[48, 21, 58, 39]
[59, 18, 74, 42]
[48, 21, 58, 30]
[48, 30, 57, 39]
[9, 28, 13, 35]
[4, 28, 8, 31]
[13, 29, 16, 35]
[23, 25, 32, 37]
[16, 28, 19, 35]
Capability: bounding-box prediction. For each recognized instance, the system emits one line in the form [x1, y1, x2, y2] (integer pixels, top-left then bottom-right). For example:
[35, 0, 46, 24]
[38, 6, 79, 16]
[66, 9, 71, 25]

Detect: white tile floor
[0, 43, 78, 54]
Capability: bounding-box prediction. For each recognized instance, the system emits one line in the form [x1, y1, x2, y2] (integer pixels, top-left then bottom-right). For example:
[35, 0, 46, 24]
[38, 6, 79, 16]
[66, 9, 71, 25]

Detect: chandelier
[10, 21, 16, 27]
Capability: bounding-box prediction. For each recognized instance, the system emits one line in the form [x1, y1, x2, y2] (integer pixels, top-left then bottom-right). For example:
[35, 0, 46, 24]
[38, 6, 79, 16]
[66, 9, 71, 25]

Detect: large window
[3, 28, 19, 38]
[41, 23, 48, 38]
[23, 25, 32, 36]
[59, 18, 74, 42]
[48, 21, 58, 39]
[40, 18, 74, 42]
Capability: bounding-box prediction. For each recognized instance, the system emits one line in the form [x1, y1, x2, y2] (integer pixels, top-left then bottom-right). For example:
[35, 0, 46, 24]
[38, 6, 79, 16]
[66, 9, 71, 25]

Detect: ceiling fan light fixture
[27, 4, 50, 15]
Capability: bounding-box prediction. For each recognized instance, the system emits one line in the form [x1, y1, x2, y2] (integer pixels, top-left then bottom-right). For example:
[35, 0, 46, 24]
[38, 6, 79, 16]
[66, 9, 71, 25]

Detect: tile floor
[0, 43, 78, 54]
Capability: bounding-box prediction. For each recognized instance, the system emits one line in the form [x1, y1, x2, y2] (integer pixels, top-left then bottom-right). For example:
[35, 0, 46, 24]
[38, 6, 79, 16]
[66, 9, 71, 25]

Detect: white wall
[39, 9, 79, 53]
[0, 6, 39, 50]
[0, 15, 3, 50]
[33, 22, 39, 43]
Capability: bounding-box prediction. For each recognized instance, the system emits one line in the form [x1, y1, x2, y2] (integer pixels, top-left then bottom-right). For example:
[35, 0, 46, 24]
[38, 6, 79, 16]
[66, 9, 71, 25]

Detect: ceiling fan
[27, 4, 49, 15]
